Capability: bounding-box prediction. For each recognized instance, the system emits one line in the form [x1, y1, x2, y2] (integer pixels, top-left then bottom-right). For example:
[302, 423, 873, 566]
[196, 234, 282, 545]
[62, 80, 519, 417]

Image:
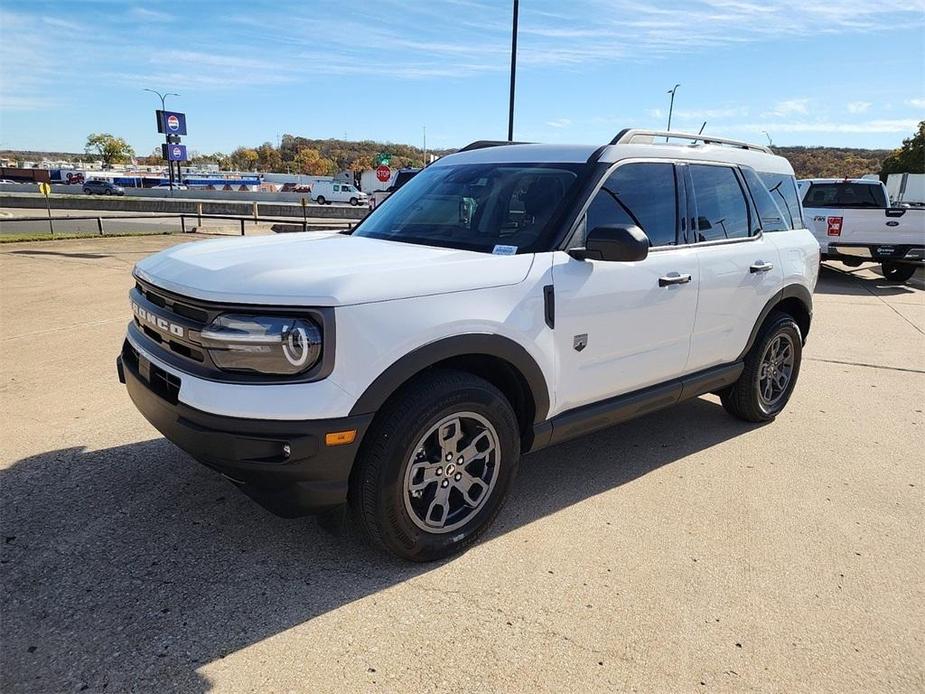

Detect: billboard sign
[162, 144, 188, 161]
[155, 110, 188, 135]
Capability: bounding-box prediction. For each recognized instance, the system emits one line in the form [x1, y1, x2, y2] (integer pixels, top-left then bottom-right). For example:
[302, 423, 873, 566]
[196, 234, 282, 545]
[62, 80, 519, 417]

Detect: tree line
[7, 123, 923, 179]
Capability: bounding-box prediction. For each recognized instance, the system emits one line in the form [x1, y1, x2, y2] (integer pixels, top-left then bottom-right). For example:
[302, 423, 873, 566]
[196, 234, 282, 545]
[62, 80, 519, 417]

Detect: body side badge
[573, 334, 588, 352]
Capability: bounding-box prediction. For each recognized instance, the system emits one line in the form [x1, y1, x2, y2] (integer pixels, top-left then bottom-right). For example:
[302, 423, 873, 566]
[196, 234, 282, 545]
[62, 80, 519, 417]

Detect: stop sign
[376, 165, 391, 182]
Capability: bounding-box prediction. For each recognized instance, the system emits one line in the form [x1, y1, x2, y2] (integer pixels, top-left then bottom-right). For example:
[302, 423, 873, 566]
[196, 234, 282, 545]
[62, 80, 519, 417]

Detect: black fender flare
[738, 284, 813, 360]
[348, 334, 551, 423]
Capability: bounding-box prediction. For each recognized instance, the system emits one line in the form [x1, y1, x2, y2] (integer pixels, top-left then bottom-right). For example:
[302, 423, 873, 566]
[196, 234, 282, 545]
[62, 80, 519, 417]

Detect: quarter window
[585, 162, 678, 247]
[741, 168, 789, 232]
[689, 165, 750, 241]
[758, 172, 803, 229]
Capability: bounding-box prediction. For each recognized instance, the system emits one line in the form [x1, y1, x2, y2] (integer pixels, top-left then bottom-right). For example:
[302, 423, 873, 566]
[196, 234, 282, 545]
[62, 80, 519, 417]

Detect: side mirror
[569, 225, 649, 262]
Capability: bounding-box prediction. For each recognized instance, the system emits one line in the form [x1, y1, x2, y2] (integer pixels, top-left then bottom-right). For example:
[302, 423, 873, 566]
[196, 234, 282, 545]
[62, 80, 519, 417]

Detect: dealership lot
[1, 234, 922, 693]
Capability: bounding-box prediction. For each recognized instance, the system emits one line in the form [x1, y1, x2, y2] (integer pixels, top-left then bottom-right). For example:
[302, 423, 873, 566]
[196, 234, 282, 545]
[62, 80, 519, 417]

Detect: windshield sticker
[492, 245, 518, 256]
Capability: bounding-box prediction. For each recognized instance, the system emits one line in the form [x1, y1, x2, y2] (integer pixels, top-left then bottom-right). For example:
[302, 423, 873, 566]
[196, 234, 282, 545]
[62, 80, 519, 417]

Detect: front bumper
[117, 344, 373, 517]
[824, 243, 924, 266]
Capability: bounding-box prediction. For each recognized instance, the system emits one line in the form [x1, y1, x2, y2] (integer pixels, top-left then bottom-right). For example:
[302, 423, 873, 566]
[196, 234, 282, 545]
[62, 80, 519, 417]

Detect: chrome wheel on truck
[403, 412, 500, 534]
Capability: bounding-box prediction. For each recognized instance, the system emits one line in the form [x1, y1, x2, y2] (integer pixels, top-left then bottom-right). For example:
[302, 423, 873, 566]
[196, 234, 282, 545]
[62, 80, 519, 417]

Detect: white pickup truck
[799, 178, 925, 283]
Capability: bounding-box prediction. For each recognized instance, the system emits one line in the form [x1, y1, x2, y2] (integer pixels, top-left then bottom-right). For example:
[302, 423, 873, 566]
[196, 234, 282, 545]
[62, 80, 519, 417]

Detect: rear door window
[688, 164, 751, 241]
[585, 162, 679, 247]
[803, 182, 886, 209]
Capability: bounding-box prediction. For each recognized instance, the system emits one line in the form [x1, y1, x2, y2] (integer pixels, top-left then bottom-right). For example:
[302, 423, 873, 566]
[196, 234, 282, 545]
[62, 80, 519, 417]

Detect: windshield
[353, 162, 584, 253]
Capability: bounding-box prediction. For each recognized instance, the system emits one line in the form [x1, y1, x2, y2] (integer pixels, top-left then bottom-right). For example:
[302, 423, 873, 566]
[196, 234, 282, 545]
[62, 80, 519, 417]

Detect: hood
[134, 232, 535, 306]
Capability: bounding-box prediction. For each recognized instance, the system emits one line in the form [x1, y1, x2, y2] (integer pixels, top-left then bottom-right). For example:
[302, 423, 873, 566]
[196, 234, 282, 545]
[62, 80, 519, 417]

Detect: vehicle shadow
[1, 397, 758, 693]
[815, 262, 924, 297]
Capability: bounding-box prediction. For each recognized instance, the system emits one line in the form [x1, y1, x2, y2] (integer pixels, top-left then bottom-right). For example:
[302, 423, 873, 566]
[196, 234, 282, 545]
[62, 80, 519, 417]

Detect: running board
[529, 362, 743, 451]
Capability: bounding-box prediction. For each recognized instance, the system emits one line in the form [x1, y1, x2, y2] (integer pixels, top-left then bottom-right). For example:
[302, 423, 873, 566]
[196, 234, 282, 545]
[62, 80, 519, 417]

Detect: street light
[143, 88, 180, 189]
[666, 83, 680, 141]
[507, 0, 519, 141]
[762, 130, 773, 147]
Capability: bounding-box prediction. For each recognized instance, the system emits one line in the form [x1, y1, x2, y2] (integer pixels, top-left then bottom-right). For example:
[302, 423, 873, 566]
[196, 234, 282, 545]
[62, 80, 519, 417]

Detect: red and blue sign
[156, 110, 188, 136]
[163, 144, 188, 161]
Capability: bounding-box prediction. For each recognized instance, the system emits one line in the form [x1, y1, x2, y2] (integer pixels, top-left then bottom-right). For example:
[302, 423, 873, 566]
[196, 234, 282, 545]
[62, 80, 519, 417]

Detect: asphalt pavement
[1, 234, 922, 693]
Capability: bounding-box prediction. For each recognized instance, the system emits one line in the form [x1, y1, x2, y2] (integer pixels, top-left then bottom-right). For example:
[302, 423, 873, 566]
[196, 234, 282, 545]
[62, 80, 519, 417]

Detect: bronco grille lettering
[132, 301, 184, 338]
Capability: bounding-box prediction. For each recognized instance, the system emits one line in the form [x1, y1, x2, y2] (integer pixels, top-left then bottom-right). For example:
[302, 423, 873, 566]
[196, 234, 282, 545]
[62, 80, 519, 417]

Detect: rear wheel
[881, 262, 916, 283]
[721, 311, 802, 423]
[349, 369, 520, 562]
[104, 189, 112, 195]
[316, 195, 326, 205]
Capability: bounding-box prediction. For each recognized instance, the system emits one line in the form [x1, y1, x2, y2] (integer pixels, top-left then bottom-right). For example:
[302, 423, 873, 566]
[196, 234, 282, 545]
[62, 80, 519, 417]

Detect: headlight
[199, 314, 322, 376]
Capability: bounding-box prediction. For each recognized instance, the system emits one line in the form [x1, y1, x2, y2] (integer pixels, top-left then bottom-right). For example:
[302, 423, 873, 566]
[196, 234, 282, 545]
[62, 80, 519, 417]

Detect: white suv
[118, 129, 819, 561]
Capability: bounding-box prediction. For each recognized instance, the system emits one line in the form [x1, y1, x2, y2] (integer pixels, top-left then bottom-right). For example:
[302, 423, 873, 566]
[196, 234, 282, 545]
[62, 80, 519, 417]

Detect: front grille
[130, 275, 335, 384]
[136, 282, 209, 323]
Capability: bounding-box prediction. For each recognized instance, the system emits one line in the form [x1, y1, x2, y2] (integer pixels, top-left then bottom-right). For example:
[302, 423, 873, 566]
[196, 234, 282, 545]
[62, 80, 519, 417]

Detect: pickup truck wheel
[881, 262, 916, 283]
[316, 196, 326, 205]
[349, 369, 520, 562]
[721, 311, 802, 423]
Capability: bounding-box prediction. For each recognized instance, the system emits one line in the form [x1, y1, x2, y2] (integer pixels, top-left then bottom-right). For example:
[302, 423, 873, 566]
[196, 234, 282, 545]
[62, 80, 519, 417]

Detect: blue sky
[1, 0, 923, 155]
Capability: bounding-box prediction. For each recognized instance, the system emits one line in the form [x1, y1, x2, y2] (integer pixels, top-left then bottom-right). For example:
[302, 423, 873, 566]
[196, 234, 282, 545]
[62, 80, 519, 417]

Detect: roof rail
[458, 140, 531, 153]
[609, 129, 772, 153]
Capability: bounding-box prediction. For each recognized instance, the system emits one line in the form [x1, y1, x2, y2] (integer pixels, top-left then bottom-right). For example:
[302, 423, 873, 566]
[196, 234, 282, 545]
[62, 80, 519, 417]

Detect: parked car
[368, 168, 421, 210]
[83, 180, 125, 196]
[799, 177, 924, 283]
[0, 179, 18, 185]
[118, 129, 818, 561]
[310, 180, 367, 206]
[151, 184, 188, 190]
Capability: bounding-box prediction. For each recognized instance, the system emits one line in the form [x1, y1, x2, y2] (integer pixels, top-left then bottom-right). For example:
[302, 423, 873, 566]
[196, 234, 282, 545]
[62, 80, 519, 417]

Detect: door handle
[658, 272, 693, 287]
[750, 261, 774, 273]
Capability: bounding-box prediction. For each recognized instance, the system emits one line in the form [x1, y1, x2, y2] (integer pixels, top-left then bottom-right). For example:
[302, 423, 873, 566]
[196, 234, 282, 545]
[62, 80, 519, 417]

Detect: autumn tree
[881, 121, 925, 177]
[84, 133, 135, 167]
[293, 148, 334, 175]
[255, 142, 282, 172]
[229, 147, 259, 171]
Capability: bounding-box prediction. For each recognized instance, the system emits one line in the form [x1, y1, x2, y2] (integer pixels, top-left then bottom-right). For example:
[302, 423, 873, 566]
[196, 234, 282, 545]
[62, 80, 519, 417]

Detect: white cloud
[908, 98, 925, 108]
[545, 118, 573, 128]
[767, 99, 810, 117]
[648, 108, 664, 119]
[846, 101, 872, 113]
[128, 8, 173, 22]
[743, 119, 917, 133]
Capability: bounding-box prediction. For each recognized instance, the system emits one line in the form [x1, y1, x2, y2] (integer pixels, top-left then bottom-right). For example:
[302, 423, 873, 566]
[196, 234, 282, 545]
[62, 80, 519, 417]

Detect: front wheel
[349, 197, 358, 206]
[349, 369, 520, 562]
[104, 189, 112, 195]
[882, 262, 916, 283]
[721, 311, 802, 423]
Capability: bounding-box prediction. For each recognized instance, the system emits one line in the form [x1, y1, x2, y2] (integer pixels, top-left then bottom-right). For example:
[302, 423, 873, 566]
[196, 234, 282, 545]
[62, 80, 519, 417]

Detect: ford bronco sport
[118, 129, 819, 561]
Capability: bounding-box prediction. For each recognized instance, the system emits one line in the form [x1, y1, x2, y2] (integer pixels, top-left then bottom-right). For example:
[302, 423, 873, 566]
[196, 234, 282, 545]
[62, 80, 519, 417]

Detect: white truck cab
[311, 180, 367, 206]
[119, 129, 819, 561]
[799, 177, 925, 282]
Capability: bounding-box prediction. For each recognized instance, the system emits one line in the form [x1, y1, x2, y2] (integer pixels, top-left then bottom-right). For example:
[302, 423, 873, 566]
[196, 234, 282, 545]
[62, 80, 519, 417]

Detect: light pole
[144, 88, 180, 189]
[762, 130, 773, 147]
[507, 0, 519, 141]
[666, 83, 680, 141]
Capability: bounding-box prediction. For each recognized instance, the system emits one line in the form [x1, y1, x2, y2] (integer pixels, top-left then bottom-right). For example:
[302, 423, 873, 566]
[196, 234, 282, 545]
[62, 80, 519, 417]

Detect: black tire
[104, 189, 112, 195]
[316, 196, 326, 205]
[881, 262, 916, 283]
[84, 189, 92, 195]
[349, 369, 520, 562]
[349, 197, 358, 206]
[721, 311, 802, 423]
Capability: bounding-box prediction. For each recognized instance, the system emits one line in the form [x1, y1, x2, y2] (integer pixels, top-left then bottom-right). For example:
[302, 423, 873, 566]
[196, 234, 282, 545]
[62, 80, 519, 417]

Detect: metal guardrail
[0, 211, 355, 237]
